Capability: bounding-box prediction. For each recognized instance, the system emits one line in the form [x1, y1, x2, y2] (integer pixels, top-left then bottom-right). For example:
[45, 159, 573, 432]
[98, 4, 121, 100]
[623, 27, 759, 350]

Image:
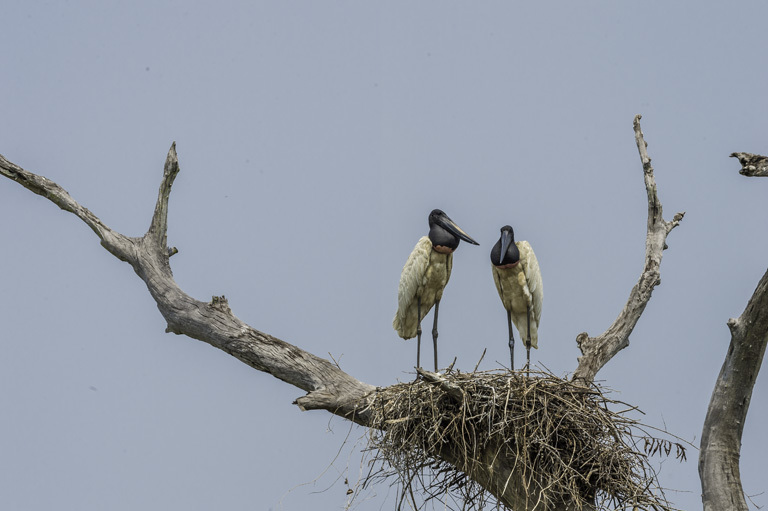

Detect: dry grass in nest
[362, 369, 686, 511]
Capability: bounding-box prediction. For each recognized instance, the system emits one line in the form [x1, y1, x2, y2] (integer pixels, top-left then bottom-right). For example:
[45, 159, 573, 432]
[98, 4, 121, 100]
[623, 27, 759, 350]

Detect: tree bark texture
[731, 152, 768, 177]
[573, 115, 684, 383]
[698, 157, 768, 511]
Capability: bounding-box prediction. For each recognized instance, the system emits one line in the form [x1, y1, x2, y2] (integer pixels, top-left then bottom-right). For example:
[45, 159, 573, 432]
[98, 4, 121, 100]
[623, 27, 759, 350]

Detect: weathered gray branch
[698, 167, 768, 511]
[0, 152, 131, 261]
[573, 115, 684, 382]
[0, 146, 376, 425]
[731, 152, 768, 177]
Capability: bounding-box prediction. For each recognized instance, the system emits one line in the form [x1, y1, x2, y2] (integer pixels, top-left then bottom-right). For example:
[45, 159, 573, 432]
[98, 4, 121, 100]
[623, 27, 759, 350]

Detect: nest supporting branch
[0, 146, 377, 425]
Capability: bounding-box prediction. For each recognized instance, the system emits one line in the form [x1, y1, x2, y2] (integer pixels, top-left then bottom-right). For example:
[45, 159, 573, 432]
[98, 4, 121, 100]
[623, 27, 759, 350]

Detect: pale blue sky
[1, 2, 767, 510]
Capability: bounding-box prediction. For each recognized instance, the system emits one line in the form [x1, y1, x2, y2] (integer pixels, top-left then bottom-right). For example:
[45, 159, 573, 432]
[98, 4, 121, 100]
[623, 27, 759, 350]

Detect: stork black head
[491, 225, 519, 266]
[427, 209, 479, 252]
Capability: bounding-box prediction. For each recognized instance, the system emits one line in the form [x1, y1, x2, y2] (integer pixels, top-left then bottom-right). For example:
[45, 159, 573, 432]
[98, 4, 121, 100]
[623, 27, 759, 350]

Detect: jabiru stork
[490, 225, 543, 371]
[393, 209, 479, 371]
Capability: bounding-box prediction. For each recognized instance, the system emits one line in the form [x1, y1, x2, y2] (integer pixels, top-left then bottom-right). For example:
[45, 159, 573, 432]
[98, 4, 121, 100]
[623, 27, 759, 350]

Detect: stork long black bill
[499, 226, 513, 265]
[491, 225, 520, 266]
[430, 209, 480, 246]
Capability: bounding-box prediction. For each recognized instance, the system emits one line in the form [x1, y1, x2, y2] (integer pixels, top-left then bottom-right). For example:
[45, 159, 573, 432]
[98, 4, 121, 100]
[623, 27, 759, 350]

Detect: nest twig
[362, 369, 685, 511]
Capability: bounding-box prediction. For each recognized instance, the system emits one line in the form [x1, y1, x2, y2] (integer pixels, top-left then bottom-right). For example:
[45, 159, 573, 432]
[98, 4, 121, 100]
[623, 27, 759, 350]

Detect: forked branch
[699, 163, 768, 511]
[573, 115, 684, 382]
[0, 145, 376, 425]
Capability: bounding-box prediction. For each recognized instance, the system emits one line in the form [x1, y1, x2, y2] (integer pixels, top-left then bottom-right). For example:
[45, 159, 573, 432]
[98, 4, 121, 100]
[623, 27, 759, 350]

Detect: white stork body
[393, 236, 453, 339]
[393, 210, 479, 371]
[491, 226, 543, 370]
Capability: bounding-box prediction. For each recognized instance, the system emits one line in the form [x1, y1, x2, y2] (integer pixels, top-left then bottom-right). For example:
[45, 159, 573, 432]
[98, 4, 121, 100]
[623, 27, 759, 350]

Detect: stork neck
[432, 244, 455, 254]
[428, 225, 459, 251]
[491, 237, 520, 267]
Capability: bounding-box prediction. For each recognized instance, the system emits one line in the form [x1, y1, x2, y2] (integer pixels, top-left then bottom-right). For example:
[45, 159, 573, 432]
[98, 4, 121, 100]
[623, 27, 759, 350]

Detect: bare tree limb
[731, 152, 768, 177]
[699, 167, 768, 511]
[573, 115, 684, 382]
[0, 146, 376, 425]
[148, 141, 180, 256]
[0, 152, 132, 261]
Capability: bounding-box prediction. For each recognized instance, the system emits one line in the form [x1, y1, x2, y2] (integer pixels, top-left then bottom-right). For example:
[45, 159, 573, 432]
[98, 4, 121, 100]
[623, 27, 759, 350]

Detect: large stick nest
[362, 369, 685, 511]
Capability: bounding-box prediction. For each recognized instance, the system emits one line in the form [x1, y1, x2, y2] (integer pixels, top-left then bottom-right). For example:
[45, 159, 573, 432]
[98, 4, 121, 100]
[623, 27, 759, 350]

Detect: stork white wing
[393, 236, 432, 338]
[517, 240, 543, 326]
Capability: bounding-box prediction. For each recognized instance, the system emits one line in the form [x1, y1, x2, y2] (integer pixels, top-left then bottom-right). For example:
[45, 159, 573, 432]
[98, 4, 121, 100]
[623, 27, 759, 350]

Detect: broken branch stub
[730, 152, 768, 177]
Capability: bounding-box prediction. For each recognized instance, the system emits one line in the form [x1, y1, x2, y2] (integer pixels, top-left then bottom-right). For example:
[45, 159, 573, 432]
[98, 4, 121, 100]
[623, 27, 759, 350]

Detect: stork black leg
[416, 298, 422, 370]
[526, 305, 531, 377]
[507, 309, 515, 371]
[432, 299, 440, 372]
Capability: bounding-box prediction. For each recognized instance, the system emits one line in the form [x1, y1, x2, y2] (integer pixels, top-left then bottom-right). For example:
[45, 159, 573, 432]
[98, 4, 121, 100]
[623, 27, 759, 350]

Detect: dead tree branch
[698, 166, 768, 511]
[573, 115, 684, 382]
[0, 146, 376, 425]
[731, 152, 768, 177]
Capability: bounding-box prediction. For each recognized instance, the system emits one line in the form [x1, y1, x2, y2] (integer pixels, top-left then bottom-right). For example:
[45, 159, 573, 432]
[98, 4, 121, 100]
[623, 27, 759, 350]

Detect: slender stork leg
[525, 305, 532, 377]
[416, 298, 422, 370]
[507, 309, 515, 371]
[432, 299, 441, 372]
